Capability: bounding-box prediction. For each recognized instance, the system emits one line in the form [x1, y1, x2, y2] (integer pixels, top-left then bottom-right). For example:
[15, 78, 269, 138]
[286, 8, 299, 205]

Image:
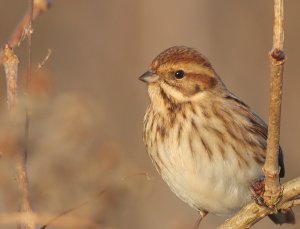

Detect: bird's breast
[143, 103, 264, 214]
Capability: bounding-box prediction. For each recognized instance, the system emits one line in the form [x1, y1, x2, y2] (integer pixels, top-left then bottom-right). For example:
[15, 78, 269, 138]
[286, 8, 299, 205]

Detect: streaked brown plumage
[140, 46, 294, 225]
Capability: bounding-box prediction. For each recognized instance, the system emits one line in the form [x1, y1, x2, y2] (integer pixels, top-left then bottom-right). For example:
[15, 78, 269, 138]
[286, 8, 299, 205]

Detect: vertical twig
[0, 1, 52, 228]
[2, 1, 36, 229]
[2, 45, 19, 111]
[18, 1, 35, 228]
[263, 0, 286, 207]
[24, 0, 34, 161]
[2, 45, 35, 229]
[218, 0, 299, 227]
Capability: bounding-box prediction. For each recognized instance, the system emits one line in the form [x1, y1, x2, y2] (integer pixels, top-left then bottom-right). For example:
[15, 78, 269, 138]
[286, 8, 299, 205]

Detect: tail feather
[268, 208, 295, 225]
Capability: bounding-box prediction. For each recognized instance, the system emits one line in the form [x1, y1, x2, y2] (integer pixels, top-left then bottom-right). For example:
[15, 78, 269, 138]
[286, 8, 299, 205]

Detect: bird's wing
[251, 112, 285, 178]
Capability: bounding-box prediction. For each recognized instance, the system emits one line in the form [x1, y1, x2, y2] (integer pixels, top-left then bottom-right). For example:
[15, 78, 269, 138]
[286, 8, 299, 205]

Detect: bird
[139, 46, 295, 226]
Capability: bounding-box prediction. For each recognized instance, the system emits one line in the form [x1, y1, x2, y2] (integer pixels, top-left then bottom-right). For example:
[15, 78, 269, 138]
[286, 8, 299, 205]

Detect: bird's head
[140, 46, 225, 103]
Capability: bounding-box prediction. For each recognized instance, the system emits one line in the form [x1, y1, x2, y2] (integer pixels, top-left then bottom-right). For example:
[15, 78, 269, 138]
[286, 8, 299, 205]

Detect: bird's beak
[139, 71, 159, 83]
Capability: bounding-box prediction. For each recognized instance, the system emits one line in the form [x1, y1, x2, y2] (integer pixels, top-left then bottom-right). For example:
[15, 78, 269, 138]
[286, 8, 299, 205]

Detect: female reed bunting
[140, 46, 294, 225]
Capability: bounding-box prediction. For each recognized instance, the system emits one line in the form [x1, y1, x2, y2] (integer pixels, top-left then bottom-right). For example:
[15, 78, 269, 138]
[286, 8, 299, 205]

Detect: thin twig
[262, 0, 286, 207]
[2, 45, 19, 111]
[36, 49, 52, 71]
[40, 189, 107, 229]
[15, 153, 35, 229]
[0, 0, 52, 64]
[0, 212, 101, 229]
[15, 1, 36, 229]
[2, 45, 34, 229]
[1, 1, 52, 228]
[24, 0, 33, 163]
[218, 1, 298, 228]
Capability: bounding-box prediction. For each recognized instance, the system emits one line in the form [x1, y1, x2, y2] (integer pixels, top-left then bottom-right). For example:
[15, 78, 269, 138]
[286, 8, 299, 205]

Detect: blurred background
[0, 0, 299, 228]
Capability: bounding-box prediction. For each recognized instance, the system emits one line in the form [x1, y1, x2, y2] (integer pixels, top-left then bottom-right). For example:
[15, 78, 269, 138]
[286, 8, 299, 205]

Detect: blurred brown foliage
[0, 1, 299, 228]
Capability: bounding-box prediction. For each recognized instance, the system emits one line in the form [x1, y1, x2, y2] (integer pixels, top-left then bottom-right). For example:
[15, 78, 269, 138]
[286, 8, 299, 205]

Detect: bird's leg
[193, 210, 208, 229]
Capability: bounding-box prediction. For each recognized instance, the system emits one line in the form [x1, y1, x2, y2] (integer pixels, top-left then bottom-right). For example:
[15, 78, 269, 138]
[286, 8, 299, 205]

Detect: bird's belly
[150, 138, 264, 215]
[161, 164, 254, 215]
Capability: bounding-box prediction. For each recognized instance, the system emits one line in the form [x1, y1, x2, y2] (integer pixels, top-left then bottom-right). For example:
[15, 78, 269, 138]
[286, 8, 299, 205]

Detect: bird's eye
[174, 70, 185, 79]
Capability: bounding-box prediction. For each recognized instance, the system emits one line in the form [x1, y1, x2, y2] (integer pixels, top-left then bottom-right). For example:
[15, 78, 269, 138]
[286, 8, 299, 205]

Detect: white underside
[147, 102, 264, 215]
[154, 134, 263, 215]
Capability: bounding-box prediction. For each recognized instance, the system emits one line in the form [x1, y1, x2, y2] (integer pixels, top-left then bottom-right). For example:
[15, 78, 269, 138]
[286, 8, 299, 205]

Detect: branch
[2, 45, 35, 229]
[0, 212, 100, 229]
[0, 0, 52, 64]
[218, 178, 300, 229]
[1, 1, 52, 229]
[24, 0, 33, 162]
[2, 45, 19, 111]
[219, 1, 298, 228]
[263, 0, 286, 207]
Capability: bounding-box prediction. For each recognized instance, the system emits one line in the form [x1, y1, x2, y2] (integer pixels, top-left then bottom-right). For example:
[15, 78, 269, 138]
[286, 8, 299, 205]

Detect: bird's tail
[268, 208, 295, 225]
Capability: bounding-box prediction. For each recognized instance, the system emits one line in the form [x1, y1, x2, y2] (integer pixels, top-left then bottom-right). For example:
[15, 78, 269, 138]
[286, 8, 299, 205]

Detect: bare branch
[13, 1, 36, 229]
[218, 178, 300, 229]
[273, 0, 284, 49]
[2, 45, 35, 229]
[15, 153, 35, 229]
[36, 49, 52, 71]
[2, 45, 19, 111]
[0, 212, 100, 229]
[1, 1, 53, 228]
[24, 0, 33, 161]
[0, 0, 52, 63]
[218, 1, 299, 228]
[263, 0, 286, 207]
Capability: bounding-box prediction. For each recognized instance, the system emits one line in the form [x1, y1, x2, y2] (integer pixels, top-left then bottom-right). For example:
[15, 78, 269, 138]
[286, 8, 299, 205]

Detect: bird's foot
[250, 178, 267, 207]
